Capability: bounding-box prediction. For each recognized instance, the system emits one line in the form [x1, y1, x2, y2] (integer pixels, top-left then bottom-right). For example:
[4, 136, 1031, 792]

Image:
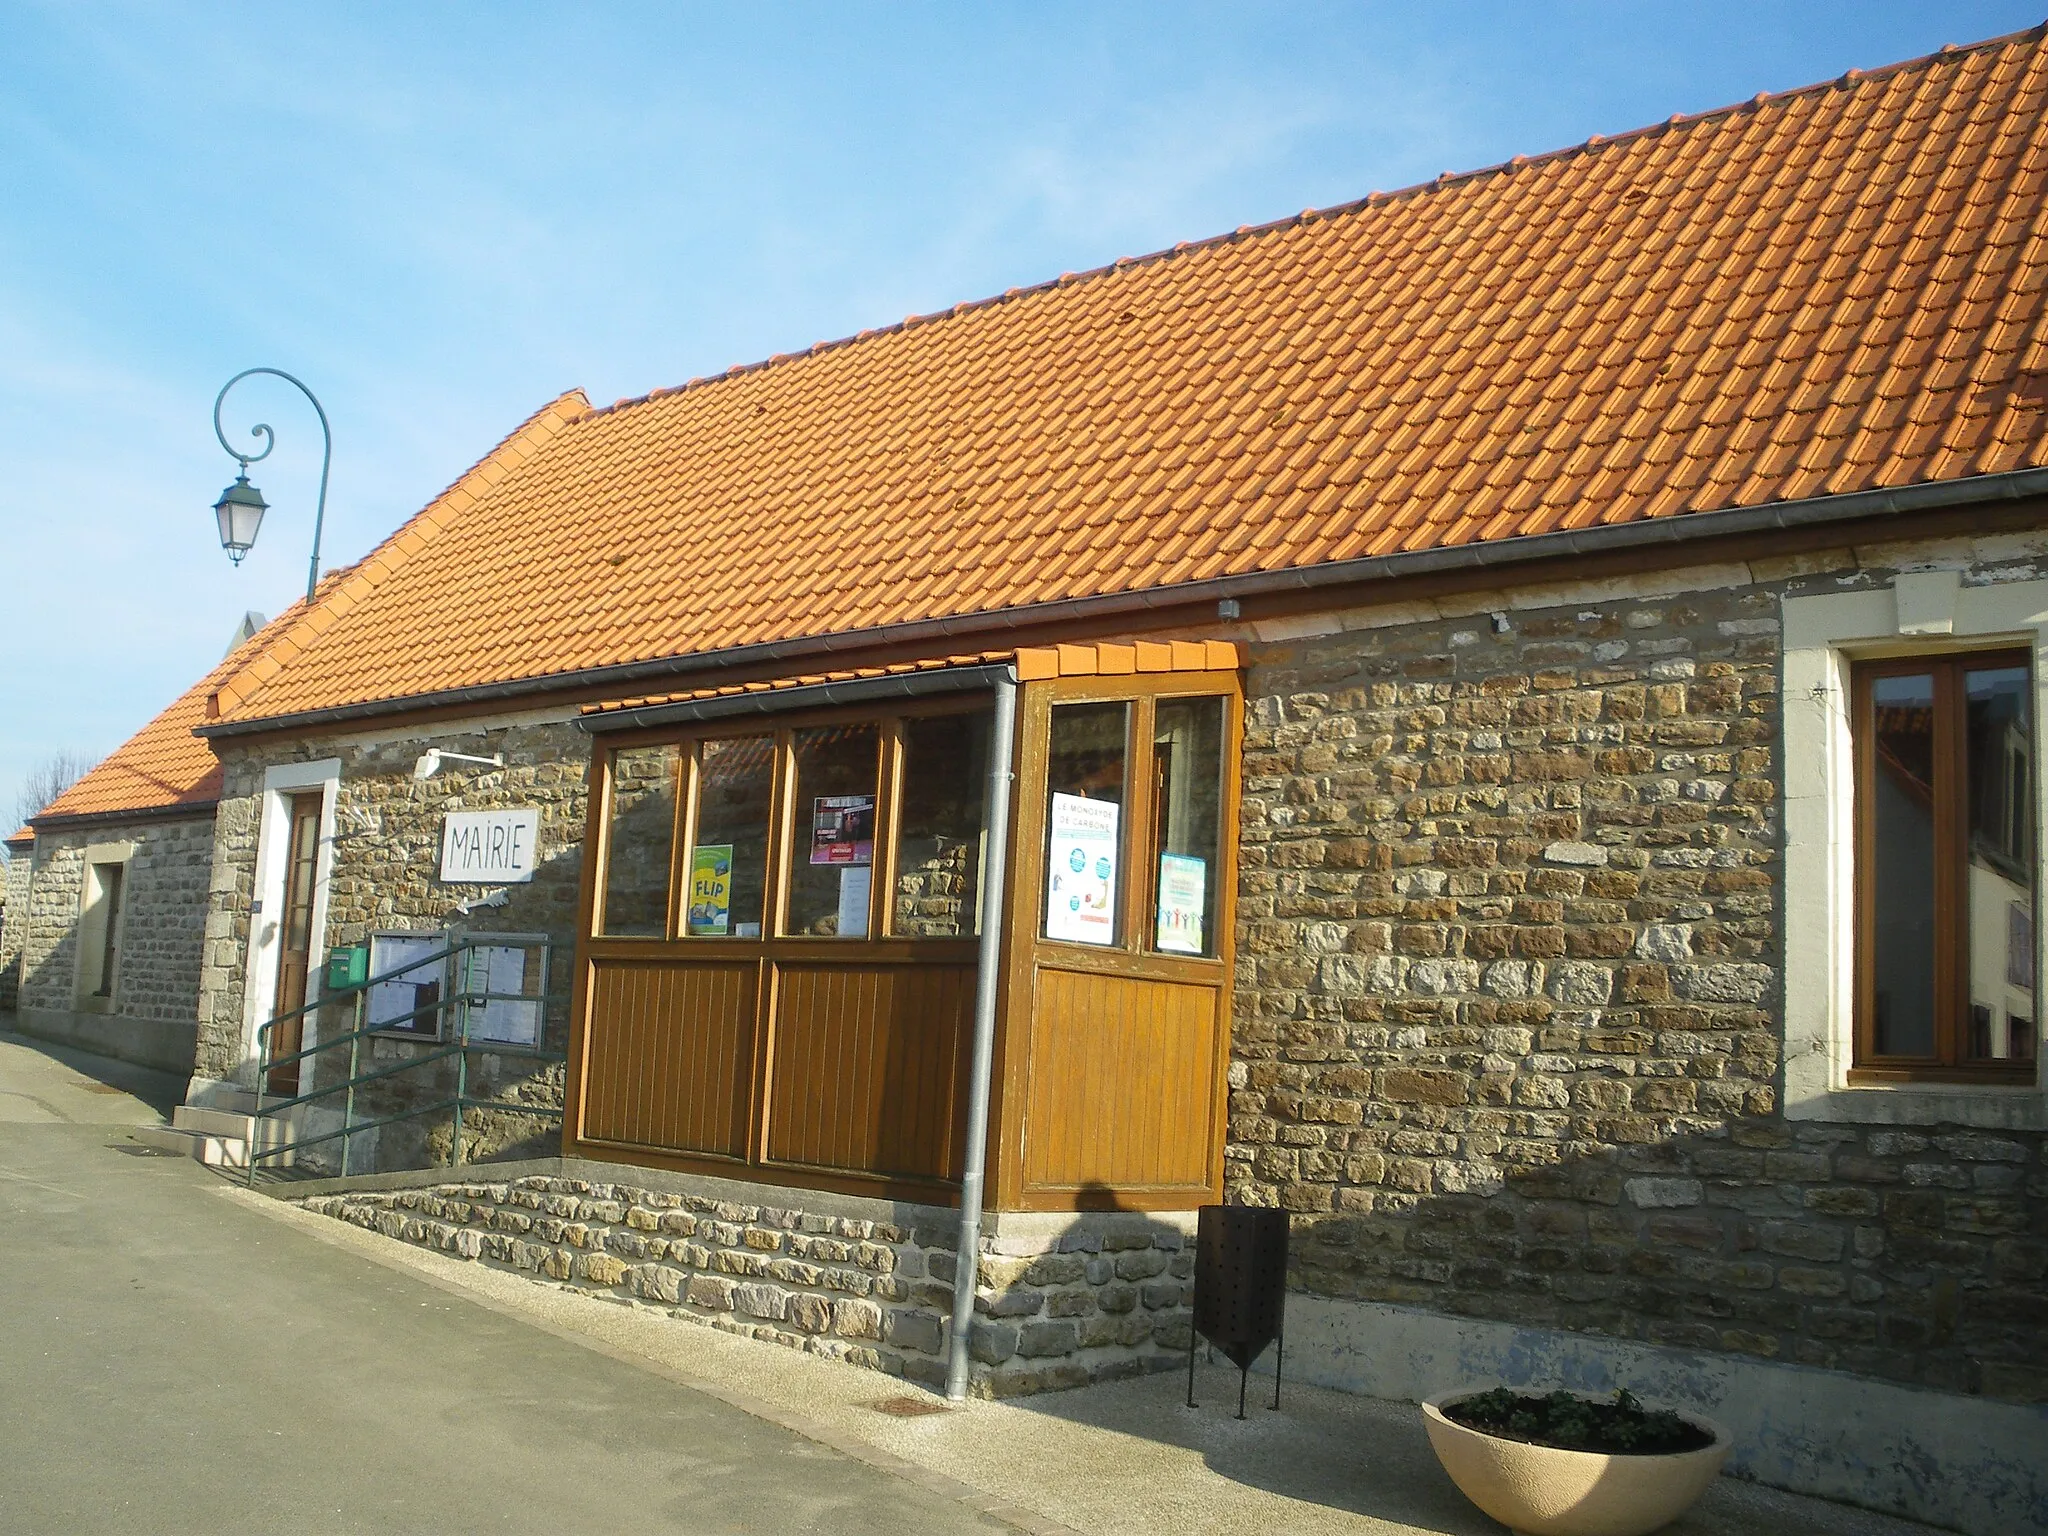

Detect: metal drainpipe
[946, 666, 1020, 1401]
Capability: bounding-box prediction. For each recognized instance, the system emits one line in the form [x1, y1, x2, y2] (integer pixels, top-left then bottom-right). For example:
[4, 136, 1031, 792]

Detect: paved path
[0, 1027, 1948, 1536]
[0, 1029, 1008, 1535]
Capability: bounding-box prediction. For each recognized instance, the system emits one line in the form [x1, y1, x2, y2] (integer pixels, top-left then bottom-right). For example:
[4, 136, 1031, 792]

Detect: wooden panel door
[765, 963, 974, 1180]
[1021, 966, 1223, 1198]
[581, 957, 756, 1157]
[268, 792, 323, 1098]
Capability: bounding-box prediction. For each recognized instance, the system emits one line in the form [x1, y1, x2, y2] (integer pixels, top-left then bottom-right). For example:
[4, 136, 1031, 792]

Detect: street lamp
[211, 367, 332, 604]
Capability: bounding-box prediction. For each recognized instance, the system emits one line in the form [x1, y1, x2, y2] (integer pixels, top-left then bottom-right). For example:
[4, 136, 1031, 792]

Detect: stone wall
[0, 845, 30, 1011]
[299, 1166, 1194, 1397]
[8, 814, 215, 1071]
[1230, 541, 2048, 1407]
[195, 719, 590, 1157]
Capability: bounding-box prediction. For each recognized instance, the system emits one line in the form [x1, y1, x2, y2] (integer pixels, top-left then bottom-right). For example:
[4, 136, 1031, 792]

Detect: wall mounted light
[412, 749, 505, 781]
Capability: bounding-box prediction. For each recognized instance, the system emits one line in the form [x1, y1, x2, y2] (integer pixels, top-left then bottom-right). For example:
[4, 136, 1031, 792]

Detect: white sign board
[439, 808, 540, 884]
[1045, 792, 1119, 945]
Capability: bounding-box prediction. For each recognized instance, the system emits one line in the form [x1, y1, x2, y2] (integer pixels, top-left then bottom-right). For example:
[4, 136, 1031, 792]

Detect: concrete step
[173, 1105, 292, 1147]
[132, 1123, 250, 1168]
[188, 1088, 260, 1116]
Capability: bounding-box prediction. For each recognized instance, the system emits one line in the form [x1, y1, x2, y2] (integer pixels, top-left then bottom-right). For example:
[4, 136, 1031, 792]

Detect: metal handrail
[245, 935, 563, 1185]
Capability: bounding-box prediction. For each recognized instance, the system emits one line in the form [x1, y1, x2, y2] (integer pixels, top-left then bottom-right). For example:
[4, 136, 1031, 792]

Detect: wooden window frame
[587, 694, 996, 955]
[1851, 647, 2038, 1085]
[1031, 685, 1231, 963]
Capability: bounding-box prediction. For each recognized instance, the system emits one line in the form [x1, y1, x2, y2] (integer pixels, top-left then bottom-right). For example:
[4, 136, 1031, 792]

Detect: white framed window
[1783, 570, 2048, 1128]
[72, 841, 135, 1011]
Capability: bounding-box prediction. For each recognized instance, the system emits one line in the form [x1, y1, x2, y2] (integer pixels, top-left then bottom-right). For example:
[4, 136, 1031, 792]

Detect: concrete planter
[1422, 1390, 1730, 1536]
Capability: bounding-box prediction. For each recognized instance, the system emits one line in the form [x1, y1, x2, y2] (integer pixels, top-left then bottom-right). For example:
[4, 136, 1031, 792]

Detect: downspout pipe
[947, 665, 1020, 1401]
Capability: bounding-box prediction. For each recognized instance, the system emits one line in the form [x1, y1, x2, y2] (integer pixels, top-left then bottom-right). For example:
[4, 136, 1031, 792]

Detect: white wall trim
[69, 847, 134, 1013]
[1781, 576, 2048, 1129]
[238, 758, 341, 1074]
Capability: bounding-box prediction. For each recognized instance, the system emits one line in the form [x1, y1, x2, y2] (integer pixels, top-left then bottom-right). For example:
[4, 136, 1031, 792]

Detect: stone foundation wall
[1230, 539, 2048, 1405]
[299, 1169, 1195, 1397]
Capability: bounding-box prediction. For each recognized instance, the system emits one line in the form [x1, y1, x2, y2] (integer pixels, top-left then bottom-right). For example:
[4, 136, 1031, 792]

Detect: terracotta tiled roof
[207, 390, 589, 722]
[31, 609, 313, 824]
[4, 826, 32, 848]
[212, 28, 2048, 728]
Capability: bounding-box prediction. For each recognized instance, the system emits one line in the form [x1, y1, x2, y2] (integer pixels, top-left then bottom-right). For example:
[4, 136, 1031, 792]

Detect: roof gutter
[195, 466, 2048, 741]
[29, 799, 220, 835]
[577, 663, 1015, 733]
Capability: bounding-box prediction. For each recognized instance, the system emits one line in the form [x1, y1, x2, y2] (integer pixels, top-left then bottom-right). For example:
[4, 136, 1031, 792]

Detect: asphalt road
[0, 1029, 1006, 1535]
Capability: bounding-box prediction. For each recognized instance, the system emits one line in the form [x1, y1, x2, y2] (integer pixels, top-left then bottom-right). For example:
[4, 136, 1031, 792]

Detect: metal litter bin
[1187, 1203, 1288, 1418]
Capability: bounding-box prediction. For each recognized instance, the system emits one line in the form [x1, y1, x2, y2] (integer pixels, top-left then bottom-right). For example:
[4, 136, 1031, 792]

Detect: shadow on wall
[1004, 1137, 2045, 1536]
[1262, 1116, 2047, 1410]
[938, 1183, 1197, 1399]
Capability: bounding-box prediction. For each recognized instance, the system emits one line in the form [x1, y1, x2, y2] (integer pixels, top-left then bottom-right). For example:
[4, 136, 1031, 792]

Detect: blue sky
[1, 2, 2039, 829]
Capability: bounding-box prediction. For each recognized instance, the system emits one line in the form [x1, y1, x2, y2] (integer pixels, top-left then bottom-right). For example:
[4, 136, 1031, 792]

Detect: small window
[893, 710, 992, 937]
[686, 736, 774, 937]
[1855, 651, 2037, 1077]
[1150, 696, 1224, 957]
[87, 861, 125, 998]
[599, 746, 679, 937]
[782, 725, 880, 938]
[1043, 702, 1129, 946]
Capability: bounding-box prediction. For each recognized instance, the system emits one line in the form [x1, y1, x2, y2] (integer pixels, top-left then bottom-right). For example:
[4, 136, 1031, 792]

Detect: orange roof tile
[210, 28, 2048, 731]
[579, 638, 1242, 718]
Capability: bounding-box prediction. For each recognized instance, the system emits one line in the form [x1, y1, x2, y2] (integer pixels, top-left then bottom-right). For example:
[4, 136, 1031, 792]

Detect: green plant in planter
[1444, 1388, 1714, 1456]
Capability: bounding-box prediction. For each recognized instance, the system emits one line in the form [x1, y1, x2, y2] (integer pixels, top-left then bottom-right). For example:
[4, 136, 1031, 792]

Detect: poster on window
[1155, 853, 1207, 955]
[810, 795, 875, 865]
[1045, 792, 1119, 945]
[836, 866, 872, 939]
[687, 844, 733, 935]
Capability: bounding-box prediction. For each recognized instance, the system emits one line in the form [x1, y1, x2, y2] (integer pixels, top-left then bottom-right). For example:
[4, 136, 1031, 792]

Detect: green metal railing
[247, 935, 565, 1184]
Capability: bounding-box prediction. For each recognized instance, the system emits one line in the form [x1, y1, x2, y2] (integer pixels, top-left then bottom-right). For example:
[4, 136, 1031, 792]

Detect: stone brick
[576, 1252, 629, 1286]
[1016, 1320, 1081, 1358]
[884, 1309, 944, 1355]
[732, 1283, 787, 1321]
[786, 1293, 832, 1334]
[687, 1274, 737, 1311]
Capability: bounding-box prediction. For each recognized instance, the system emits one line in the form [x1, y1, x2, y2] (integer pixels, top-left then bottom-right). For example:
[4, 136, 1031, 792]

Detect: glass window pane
[1965, 663, 2036, 1062]
[1152, 696, 1225, 957]
[783, 725, 880, 938]
[600, 746, 678, 937]
[894, 710, 992, 937]
[687, 736, 773, 937]
[1869, 673, 1937, 1057]
[1044, 701, 1128, 946]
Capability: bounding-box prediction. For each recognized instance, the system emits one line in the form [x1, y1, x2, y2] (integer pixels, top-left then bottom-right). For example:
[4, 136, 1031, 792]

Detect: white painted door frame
[238, 759, 342, 1078]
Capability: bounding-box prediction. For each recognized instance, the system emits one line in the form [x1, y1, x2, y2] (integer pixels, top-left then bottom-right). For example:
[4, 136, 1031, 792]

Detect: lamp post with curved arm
[211, 367, 331, 604]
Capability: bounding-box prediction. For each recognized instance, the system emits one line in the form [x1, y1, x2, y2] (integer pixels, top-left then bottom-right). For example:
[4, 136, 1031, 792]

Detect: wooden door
[268, 792, 323, 1097]
[995, 673, 1243, 1211]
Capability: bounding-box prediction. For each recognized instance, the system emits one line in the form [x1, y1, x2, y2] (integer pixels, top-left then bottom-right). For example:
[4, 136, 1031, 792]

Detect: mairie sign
[439, 808, 540, 884]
